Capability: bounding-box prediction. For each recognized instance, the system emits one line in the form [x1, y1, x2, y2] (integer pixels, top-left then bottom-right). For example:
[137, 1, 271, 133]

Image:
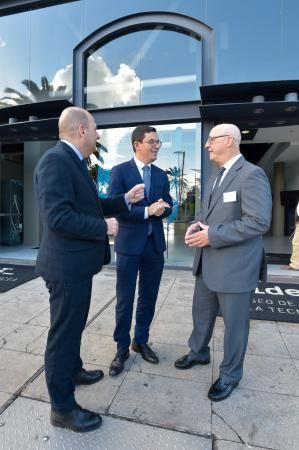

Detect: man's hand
[185, 221, 210, 247]
[125, 183, 145, 204]
[105, 218, 119, 236]
[148, 198, 170, 217]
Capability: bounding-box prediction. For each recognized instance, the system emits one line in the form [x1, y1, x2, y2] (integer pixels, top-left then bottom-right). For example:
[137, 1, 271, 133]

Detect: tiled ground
[0, 268, 298, 449]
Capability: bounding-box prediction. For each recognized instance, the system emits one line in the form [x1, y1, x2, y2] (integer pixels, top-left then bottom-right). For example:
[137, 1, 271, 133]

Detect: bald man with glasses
[175, 124, 272, 402]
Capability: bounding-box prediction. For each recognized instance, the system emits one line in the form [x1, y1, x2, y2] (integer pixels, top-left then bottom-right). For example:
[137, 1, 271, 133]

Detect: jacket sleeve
[35, 152, 107, 241]
[107, 165, 147, 222]
[208, 167, 272, 248]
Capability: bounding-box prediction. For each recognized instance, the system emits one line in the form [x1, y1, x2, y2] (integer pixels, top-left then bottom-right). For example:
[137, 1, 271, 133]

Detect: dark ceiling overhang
[0, 99, 72, 143]
[200, 80, 299, 131]
[0, 0, 77, 17]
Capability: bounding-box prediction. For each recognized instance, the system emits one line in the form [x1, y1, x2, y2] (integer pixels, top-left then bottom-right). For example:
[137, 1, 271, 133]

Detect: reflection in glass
[0, 11, 30, 107]
[0, 144, 24, 246]
[0, 1, 80, 108]
[86, 28, 202, 108]
[94, 123, 201, 267]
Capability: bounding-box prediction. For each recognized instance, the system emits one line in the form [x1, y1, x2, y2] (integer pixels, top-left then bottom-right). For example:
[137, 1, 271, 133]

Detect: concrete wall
[285, 160, 299, 191]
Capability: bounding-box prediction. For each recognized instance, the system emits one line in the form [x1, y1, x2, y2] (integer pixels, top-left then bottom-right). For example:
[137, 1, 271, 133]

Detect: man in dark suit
[107, 125, 173, 376]
[35, 107, 144, 432]
[175, 124, 272, 401]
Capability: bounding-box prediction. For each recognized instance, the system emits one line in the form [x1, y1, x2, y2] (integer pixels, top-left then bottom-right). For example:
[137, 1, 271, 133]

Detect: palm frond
[22, 79, 41, 98]
[3, 87, 29, 101]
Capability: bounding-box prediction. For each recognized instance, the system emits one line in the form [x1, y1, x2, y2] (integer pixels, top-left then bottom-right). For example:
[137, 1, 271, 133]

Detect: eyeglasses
[143, 139, 162, 147]
[207, 134, 230, 143]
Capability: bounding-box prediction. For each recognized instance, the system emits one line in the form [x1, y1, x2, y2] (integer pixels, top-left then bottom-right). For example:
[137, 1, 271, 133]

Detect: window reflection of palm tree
[0, 76, 70, 105]
[0, 76, 108, 193]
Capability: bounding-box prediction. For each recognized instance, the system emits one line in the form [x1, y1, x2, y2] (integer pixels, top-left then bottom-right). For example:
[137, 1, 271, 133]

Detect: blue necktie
[143, 165, 151, 200]
[143, 165, 152, 235]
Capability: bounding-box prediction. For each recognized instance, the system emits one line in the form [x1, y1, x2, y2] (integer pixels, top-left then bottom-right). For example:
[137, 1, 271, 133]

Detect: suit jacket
[35, 141, 127, 282]
[193, 156, 272, 293]
[108, 158, 173, 255]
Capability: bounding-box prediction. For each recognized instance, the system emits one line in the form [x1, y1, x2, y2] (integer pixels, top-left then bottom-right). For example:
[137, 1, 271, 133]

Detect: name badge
[223, 191, 237, 202]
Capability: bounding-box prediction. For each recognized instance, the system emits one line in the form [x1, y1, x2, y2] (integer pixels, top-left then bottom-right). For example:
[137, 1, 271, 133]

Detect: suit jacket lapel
[206, 156, 245, 217]
[63, 144, 99, 199]
[129, 158, 144, 181]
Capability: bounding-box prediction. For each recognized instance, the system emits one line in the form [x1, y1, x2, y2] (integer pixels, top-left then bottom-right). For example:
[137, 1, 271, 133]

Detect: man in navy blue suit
[108, 125, 173, 376]
[35, 107, 144, 432]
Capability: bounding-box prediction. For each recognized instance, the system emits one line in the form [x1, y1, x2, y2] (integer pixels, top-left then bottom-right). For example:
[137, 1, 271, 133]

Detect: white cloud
[86, 56, 140, 107]
[0, 37, 6, 48]
[101, 127, 134, 167]
[51, 56, 141, 108]
[52, 64, 72, 94]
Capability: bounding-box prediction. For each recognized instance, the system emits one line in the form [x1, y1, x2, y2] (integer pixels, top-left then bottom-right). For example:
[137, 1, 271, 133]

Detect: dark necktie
[209, 166, 226, 206]
[81, 158, 89, 175]
[143, 165, 151, 199]
[143, 165, 152, 234]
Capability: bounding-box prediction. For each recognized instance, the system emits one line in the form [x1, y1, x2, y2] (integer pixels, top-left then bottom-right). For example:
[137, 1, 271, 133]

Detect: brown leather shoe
[131, 341, 159, 364]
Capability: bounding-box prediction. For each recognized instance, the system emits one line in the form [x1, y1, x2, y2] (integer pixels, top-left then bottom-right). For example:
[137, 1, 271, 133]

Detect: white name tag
[223, 191, 237, 202]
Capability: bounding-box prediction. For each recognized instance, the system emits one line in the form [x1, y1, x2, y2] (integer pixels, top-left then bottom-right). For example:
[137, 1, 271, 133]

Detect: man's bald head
[205, 123, 241, 165]
[59, 107, 92, 139]
[211, 124, 241, 144]
[58, 107, 98, 157]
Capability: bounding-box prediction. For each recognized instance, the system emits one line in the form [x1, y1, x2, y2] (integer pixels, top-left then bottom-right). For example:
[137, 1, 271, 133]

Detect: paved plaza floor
[0, 268, 298, 449]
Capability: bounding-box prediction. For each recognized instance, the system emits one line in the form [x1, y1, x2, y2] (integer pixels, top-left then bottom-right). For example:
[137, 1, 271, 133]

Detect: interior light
[252, 95, 265, 103]
[285, 105, 298, 112]
[284, 92, 298, 102]
[241, 130, 250, 134]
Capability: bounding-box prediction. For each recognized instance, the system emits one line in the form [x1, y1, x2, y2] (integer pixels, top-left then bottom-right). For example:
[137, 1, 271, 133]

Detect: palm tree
[166, 166, 189, 203]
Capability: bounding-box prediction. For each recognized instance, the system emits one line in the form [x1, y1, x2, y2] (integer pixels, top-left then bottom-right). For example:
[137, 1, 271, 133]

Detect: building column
[23, 141, 51, 246]
[272, 161, 285, 237]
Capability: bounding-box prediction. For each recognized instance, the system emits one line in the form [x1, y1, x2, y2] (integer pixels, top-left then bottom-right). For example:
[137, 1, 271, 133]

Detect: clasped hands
[185, 221, 210, 248]
[106, 184, 171, 236]
[148, 198, 170, 217]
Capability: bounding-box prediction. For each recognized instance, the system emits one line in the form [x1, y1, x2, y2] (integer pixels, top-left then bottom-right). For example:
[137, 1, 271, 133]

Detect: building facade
[1, 0, 299, 266]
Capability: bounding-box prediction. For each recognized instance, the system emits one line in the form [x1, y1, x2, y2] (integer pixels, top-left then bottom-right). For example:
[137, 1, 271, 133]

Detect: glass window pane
[0, 144, 24, 247]
[86, 29, 202, 108]
[29, 1, 81, 103]
[95, 123, 201, 267]
[0, 11, 30, 107]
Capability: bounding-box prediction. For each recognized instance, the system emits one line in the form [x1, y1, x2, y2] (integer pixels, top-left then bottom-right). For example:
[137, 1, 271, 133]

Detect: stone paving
[0, 268, 298, 449]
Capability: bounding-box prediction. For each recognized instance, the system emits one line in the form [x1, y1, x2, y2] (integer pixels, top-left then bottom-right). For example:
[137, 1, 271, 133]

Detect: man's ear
[78, 124, 85, 137]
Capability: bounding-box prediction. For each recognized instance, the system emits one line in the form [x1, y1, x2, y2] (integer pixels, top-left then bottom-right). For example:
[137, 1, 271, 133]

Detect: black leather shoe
[208, 377, 239, 402]
[50, 405, 102, 432]
[73, 368, 104, 386]
[175, 353, 210, 370]
[131, 341, 159, 364]
[109, 349, 129, 377]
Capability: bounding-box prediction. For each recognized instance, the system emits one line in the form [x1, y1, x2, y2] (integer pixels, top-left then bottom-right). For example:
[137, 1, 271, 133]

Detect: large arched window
[73, 12, 214, 115]
[85, 27, 202, 109]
